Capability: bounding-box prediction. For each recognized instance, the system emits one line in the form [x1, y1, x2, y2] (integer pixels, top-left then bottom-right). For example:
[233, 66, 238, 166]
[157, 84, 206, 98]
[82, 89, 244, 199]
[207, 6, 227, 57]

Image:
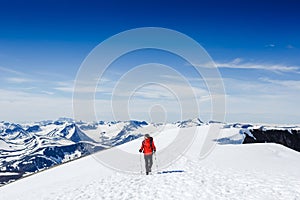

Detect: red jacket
[140, 137, 156, 155]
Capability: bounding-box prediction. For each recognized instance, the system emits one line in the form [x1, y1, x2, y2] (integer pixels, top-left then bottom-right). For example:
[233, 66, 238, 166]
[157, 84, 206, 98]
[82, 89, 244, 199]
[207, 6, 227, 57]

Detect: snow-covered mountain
[1, 123, 300, 200]
[81, 120, 176, 146]
[174, 118, 204, 128]
[0, 118, 179, 186]
[1, 118, 300, 192]
[0, 119, 105, 186]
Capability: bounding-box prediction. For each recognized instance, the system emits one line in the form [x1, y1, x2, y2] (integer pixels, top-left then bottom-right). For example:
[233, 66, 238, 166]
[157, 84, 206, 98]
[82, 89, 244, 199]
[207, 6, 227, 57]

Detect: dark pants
[144, 154, 153, 173]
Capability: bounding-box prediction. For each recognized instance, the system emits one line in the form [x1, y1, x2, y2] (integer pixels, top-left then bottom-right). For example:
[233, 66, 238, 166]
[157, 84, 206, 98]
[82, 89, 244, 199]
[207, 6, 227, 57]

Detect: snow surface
[1, 124, 300, 200]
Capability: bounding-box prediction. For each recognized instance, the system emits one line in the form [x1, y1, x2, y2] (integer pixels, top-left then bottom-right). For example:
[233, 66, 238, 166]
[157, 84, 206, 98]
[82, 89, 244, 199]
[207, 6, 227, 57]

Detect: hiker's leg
[144, 155, 151, 172]
[144, 155, 149, 172]
[149, 154, 153, 171]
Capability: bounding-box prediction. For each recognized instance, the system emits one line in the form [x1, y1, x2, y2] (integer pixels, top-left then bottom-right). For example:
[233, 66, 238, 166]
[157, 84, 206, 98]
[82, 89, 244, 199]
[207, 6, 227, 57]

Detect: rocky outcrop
[243, 128, 300, 152]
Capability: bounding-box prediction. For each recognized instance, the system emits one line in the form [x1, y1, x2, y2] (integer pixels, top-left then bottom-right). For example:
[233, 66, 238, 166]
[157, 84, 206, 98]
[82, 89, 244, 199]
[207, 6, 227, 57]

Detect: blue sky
[0, 0, 300, 123]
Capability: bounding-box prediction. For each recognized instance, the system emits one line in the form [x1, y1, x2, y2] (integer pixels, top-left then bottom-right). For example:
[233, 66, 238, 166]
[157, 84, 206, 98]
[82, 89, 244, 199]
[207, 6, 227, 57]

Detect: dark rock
[80, 124, 97, 130]
[243, 129, 300, 152]
[26, 125, 42, 132]
[0, 172, 24, 186]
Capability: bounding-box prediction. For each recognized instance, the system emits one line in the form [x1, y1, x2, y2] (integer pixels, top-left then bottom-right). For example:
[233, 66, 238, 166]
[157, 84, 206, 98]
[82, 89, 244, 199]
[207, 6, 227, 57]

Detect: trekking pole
[139, 153, 143, 174]
[154, 152, 159, 172]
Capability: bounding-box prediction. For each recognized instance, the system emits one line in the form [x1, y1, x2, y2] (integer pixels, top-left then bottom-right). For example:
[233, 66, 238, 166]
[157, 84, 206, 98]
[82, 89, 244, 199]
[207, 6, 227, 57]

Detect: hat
[144, 134, 150, 138]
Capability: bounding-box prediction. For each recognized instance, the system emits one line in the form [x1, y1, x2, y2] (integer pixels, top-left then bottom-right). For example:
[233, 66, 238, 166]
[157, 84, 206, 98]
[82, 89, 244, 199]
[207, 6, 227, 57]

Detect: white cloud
[185, 58, 300, 74]
[265, 44, 275, 48]
[2, 74, 300, 124]
[53, 80, 75, 92]
[221, 76, 300, 123]
[2, 59, 299, 124]
[223, 76, 300, 98]
[5, 77, 34, 83]
[216, 58, 300, 73]
[0, 66, 25, 76]
[225, 93, 300, 124]
[0, 89, 73, 122]
[54, 86, 74, 93]
[231, 58, 243, 64]
[41, 90, 55, 95]
[259, 77, 300, 90]
[54, 77, 113, 93]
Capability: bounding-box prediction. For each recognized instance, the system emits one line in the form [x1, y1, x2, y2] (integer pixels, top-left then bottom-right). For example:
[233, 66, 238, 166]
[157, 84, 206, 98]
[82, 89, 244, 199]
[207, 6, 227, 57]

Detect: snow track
[24, 158, 300, 200]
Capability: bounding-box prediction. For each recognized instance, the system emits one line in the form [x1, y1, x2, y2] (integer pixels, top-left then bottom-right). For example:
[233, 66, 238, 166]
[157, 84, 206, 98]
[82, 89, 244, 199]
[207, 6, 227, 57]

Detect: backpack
[141, 137, 154, 153]
[149, 137, 153, 151]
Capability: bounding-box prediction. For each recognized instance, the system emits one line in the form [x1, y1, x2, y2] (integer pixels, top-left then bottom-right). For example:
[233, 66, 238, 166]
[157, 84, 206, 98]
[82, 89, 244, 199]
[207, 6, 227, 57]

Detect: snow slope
[1, 124, 300, 200]
[0, 119, 191, 186]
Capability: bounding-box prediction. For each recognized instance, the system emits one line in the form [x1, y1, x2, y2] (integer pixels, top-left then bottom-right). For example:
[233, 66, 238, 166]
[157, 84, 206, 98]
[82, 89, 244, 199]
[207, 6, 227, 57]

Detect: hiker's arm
[139, 141, 144, 152]
[152, 141, 156, 152]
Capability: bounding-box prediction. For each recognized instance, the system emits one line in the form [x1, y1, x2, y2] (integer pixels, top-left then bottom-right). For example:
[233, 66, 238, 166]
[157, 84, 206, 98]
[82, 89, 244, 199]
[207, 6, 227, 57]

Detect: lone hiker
[139, 134, 156, 175]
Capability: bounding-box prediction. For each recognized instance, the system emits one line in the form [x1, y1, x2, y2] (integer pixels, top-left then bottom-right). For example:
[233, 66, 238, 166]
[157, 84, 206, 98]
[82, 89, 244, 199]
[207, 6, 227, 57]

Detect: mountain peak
[176, 118, 204, 128]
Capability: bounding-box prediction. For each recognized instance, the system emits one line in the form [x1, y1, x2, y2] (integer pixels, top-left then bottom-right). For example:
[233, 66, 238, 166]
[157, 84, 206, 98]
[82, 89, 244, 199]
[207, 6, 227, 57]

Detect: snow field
[30, 158, 300, 200]
[1, 124, 300, 200]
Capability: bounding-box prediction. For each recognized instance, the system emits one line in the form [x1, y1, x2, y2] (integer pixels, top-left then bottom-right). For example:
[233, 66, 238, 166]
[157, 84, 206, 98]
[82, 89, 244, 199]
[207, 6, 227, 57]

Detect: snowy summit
[1, 121, 300, 200]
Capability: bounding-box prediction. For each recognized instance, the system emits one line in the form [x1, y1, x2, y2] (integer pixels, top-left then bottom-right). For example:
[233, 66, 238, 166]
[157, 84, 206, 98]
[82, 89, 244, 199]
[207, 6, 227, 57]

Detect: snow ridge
[1, 123, 300, 200]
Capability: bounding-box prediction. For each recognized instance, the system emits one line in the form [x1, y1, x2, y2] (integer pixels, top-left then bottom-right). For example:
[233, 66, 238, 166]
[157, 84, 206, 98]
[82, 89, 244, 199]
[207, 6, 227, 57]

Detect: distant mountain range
[1, 118, 300, 186]
[0, 118, 205, 186]
[0, 119, 104, 186]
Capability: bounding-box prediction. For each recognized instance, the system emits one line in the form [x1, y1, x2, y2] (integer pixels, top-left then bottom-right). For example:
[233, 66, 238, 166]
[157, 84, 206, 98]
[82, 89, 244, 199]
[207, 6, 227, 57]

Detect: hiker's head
[144, 134, 150, 138]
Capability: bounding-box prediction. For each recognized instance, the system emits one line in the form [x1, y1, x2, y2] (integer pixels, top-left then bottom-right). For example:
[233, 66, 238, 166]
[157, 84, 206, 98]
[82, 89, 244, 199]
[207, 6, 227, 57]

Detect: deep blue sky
[1, 0, 300, 123]
[1, 0, 299, 65]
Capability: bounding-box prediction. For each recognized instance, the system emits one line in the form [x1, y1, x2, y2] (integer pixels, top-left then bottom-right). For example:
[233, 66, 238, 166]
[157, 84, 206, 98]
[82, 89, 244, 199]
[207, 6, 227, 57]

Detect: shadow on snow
[157, 170, 185, 174]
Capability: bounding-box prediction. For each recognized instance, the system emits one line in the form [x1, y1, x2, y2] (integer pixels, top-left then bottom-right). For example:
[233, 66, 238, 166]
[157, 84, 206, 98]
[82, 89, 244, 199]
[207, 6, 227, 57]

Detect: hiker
[139, 134, 156, 175]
